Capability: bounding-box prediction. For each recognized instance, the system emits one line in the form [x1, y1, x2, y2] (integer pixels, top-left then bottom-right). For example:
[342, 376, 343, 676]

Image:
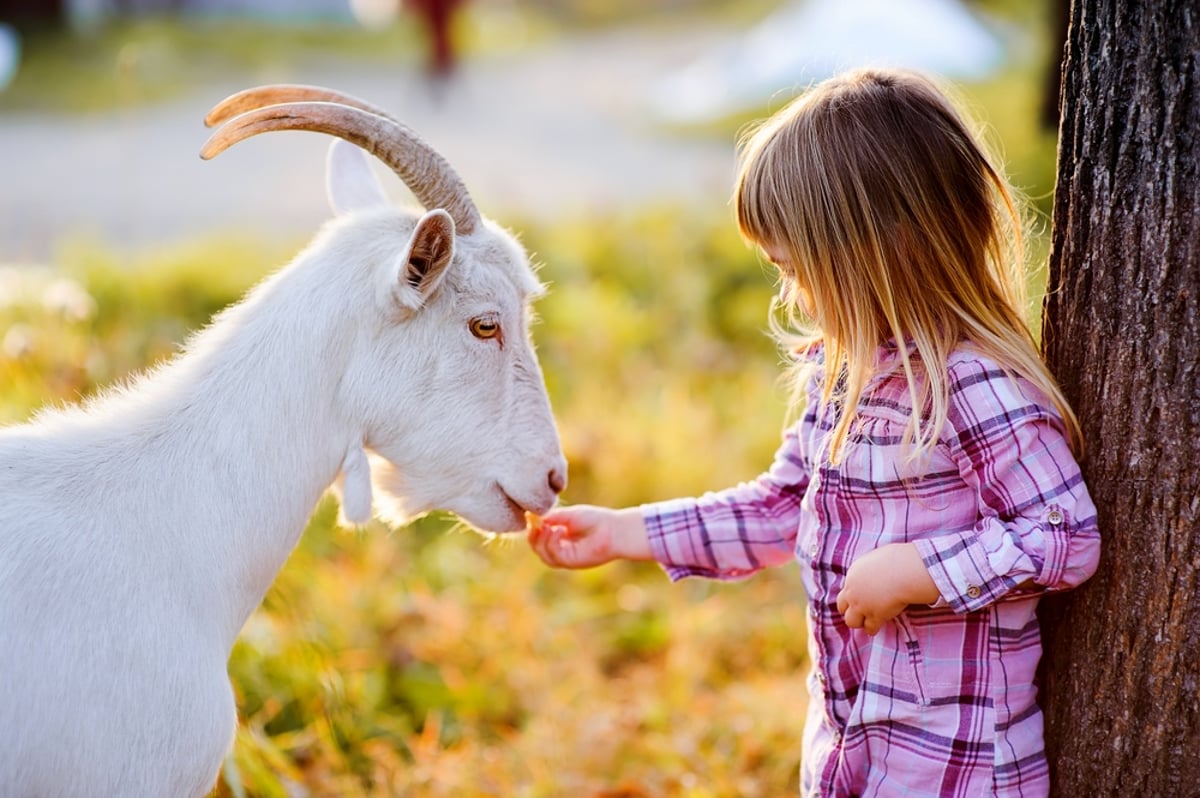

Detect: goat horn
[203, 84, 387, 128]
[201, 90, 480, 235]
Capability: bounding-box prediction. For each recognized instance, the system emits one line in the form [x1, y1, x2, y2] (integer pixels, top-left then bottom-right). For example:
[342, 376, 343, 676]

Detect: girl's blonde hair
[734, 68, 1081, 463]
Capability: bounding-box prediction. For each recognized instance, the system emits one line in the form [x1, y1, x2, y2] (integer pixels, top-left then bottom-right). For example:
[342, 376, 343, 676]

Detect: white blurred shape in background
[349, 0, 402, 30]
[651, 0, 1005, 123]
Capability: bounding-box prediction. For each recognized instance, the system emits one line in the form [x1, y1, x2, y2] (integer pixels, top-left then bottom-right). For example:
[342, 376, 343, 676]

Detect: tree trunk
[1039, 1, 1200, 795]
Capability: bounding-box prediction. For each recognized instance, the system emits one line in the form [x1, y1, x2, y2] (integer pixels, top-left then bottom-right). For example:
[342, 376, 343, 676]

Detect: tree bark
[1039, 1, 1200, 795]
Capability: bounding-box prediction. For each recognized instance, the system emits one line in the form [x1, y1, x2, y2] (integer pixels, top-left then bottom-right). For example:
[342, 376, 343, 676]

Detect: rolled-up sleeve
[913, 362, 1101, 614]
[642, 423, 811, 581]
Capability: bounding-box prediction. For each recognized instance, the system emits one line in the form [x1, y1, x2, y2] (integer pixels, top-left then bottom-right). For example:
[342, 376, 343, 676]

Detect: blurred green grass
[0, 1, 1059, 793]
[2, 20, 413, 112]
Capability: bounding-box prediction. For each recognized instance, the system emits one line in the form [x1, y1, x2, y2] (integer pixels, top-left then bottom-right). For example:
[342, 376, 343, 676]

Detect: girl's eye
[469, 317, 501, 340]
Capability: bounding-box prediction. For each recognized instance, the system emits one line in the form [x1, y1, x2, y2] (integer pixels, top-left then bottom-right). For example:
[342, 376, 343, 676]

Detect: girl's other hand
[836, 543, 941, 635]
[526, 505, 652, 570]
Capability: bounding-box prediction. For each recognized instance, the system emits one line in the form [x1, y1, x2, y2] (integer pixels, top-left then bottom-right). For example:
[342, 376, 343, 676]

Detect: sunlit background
[0, 1, 1059, 795]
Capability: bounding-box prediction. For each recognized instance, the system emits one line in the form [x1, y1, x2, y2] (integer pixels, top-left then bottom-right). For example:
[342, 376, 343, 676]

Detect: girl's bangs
[735, 124, 795, 248]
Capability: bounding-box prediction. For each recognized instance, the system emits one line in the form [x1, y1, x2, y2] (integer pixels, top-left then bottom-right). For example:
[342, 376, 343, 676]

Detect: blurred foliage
[0, 18, 426, 112]
[0, 236, 297, 420]
[519, 0, 786, 30]
[522, 207, 790, 508]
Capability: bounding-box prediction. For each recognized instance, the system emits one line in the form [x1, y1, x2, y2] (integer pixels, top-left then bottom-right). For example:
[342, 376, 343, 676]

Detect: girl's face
[762, 242, 816, 317]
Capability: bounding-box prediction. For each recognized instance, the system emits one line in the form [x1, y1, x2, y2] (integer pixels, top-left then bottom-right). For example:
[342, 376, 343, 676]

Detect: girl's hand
[526, 505, 652, 570]
[836, 543, 941, 635]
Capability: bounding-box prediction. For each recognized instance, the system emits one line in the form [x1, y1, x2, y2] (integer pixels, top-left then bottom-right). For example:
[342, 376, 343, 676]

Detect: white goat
[0, 85, 566, 797]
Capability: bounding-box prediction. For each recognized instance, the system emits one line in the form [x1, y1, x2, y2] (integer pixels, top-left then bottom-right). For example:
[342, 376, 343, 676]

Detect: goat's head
[202, 85, 566, 534]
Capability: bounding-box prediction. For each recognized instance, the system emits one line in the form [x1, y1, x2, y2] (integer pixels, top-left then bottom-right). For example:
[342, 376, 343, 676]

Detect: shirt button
[809, 543, 819, 558]
[1047, 509, 1065, 526]
[966, 585, 982, 599]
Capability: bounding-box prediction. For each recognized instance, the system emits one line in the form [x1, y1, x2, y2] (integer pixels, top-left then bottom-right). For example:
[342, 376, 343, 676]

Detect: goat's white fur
[0, 138, 565, 796]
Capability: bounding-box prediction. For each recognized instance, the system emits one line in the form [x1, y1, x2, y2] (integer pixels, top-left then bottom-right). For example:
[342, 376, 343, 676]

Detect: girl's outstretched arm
[527, 505, 653, 570]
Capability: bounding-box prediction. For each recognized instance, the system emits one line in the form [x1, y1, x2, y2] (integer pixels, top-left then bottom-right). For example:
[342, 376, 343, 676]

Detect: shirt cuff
[913, 528, 1017, 614]
[640, 500, 757, 583]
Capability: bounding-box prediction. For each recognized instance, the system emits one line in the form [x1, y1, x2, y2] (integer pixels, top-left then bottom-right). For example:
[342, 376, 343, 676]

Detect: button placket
[808, 470, 824, 562]
[815, 462, 849, 734]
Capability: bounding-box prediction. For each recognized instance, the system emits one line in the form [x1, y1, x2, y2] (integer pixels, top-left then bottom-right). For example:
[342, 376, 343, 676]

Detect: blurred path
[0, 22, 740, 262]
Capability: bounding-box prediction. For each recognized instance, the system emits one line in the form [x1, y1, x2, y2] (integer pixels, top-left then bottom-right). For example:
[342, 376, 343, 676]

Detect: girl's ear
[326, 139, 389, 216]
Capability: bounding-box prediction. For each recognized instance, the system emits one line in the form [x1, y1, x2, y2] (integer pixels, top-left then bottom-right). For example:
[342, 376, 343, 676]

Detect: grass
[2, 20, 407, 112]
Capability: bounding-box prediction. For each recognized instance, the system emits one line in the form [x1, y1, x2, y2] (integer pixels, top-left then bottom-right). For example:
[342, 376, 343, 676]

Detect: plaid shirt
[642, 345, 1100, 797]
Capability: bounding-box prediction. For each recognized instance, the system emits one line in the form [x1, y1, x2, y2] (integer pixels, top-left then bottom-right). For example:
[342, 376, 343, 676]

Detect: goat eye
[469, 317, 501, 340]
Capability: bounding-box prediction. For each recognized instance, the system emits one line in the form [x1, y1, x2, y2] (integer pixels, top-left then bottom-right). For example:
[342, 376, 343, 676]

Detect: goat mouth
[499, 488, 528, 519]
[499, 482, 532, 525]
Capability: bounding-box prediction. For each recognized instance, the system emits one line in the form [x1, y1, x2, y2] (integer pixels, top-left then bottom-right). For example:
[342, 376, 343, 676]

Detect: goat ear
[326, 139, 389, 216]
[389, 209, 455, 311]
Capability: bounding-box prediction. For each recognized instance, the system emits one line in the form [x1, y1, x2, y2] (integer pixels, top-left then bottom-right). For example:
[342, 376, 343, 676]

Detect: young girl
[528, 68, 1101, 797]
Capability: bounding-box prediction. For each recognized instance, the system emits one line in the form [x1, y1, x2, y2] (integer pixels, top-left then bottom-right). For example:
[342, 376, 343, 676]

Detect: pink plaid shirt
[642, 344, 1100, 797]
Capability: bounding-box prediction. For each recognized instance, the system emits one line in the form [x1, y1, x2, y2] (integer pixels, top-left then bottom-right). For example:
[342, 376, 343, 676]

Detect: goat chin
[366, 454, 529, 535]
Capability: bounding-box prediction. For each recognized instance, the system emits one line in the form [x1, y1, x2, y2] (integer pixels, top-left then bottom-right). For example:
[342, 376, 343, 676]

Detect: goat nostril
[548, 467, 566, 495]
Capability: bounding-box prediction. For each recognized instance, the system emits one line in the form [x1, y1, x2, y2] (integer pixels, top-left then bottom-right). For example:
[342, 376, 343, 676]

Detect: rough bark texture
[1039, 1, 1200, 795]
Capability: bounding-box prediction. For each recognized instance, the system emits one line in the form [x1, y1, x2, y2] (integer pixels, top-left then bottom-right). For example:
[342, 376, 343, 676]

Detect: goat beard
[361, 452, 424, 528]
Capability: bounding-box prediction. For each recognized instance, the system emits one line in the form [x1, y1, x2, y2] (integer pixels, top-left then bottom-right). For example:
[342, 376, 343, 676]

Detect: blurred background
[0, 1, 1060, 795]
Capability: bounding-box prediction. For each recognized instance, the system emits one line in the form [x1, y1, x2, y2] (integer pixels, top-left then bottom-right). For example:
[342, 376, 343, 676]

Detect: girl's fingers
[541, 505, 606, 537]
[526, 522, 559, 566]
[527, 519, 578, 569]
[527, 512, 572, 562]
[527, 504, 616, 570]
